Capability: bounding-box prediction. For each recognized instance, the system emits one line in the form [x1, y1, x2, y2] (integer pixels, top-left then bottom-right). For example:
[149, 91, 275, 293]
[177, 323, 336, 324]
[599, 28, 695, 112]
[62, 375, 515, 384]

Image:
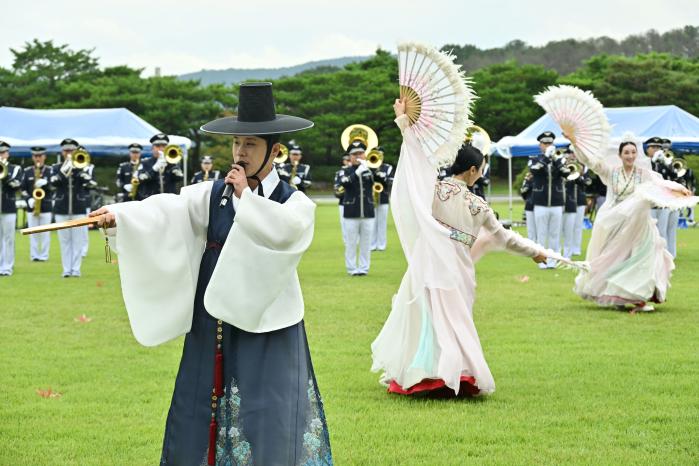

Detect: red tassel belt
[208, 319, 224, 466]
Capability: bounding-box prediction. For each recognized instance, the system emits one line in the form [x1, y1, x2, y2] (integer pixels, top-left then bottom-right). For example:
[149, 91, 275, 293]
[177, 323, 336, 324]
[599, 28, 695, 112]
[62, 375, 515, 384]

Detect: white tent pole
[508, 157, 513, 224]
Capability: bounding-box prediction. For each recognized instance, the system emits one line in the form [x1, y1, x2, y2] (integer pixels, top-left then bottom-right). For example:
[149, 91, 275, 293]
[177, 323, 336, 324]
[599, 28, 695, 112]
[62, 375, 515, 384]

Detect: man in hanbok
[91, 83, 332, 466]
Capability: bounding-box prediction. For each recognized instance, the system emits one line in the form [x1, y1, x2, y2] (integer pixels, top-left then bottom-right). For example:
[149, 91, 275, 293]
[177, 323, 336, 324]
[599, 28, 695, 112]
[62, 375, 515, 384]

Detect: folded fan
[398, 42, 476, 164]
[534, 84, 611, 159]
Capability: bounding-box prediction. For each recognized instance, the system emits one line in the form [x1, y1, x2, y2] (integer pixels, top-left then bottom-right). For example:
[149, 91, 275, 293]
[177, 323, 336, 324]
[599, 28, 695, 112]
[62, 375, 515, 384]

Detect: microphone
[219, 184, 233, 208]
[220, 162, 246, 207]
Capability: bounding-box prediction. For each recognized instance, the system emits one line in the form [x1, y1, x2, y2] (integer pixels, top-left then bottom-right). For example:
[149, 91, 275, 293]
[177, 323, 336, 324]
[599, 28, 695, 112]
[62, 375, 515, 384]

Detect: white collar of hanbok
[233, 167, 280, 209]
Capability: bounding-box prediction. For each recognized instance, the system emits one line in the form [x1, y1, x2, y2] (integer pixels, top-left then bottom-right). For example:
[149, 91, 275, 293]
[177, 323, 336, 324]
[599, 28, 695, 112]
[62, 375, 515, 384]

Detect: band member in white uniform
[529, 132, 569, 268]
[0, 141, 23, 276]
[21, 147, 52, 261]
[50, 138, 94, 277]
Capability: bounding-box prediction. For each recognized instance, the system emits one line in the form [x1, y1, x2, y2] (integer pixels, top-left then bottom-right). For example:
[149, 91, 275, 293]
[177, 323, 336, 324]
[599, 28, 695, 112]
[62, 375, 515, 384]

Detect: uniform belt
[206, 241, 223, 250]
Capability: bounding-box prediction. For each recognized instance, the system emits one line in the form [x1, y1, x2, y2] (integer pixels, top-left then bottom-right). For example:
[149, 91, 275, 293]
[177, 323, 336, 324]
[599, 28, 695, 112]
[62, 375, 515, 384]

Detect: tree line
[1, 37, 698, 184]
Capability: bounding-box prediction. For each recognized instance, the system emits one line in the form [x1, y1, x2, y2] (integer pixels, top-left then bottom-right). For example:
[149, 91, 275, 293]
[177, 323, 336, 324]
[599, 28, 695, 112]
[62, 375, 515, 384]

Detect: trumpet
[367, 149, 383, 169]
[164, 144, 183, 164]
[72, 149, 91, 169]
[566, 162, 583, 181]
[0, 159, 7, 180]
[672, 158, 688, 178]
[274, 143, 289, 164]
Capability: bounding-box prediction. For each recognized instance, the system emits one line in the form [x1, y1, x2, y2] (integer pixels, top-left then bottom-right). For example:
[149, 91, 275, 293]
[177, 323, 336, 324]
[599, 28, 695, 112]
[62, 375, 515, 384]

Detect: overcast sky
[2, 0, 697, 76]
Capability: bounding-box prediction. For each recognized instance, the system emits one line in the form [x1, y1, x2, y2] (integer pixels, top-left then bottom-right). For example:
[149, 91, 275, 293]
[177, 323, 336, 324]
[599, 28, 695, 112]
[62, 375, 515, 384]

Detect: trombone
[164, 144, 183, 164]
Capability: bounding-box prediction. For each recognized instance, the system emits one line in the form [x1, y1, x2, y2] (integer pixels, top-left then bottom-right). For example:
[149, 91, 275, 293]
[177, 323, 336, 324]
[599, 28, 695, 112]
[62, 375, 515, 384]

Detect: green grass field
[1, 204, 698, 465]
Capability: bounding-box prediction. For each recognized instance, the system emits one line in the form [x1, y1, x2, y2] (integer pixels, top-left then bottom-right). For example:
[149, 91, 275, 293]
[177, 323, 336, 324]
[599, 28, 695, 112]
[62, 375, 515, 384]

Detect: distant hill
[444, 25, 699, 75]
[178, 56, 371, 85]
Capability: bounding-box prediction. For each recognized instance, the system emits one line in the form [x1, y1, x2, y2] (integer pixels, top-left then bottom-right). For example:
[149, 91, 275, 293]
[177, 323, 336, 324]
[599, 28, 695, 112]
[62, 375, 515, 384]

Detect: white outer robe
[105, 176, 316, 347]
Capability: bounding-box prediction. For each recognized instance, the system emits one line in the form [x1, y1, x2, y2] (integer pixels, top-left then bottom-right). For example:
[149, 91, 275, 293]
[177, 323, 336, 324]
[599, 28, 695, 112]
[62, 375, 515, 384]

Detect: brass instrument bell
[366, 148, 384, 169]
[274, 143, 289, 164]
[464, 125, 491, 156]
[341, 124, 378, 151]
[565, 162, 583, 181]
[72, 149, 91, 169]
[164, 144, 183, 164]
[672, 158, 688, 178]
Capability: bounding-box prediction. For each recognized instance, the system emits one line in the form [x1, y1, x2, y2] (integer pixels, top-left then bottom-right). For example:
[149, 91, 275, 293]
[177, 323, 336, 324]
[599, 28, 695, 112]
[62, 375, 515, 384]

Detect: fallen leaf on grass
[95, 281, 104, 288]
[36, 388, 62, 399]
[74, 314, 92, 323]
[517, 275, 530, 283]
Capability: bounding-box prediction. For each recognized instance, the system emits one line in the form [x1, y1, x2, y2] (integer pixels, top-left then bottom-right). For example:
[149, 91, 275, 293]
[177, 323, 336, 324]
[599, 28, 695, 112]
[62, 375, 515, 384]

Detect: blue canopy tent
[493, 105, 699, 223]
[0, 107, 192, 182]
[497, 105, 699, 157]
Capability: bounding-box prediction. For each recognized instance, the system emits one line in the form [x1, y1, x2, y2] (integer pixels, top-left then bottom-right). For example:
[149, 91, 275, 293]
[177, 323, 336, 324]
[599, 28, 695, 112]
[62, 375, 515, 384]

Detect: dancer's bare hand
[393, 99, 406, 118]
[90, 207, 116, 228]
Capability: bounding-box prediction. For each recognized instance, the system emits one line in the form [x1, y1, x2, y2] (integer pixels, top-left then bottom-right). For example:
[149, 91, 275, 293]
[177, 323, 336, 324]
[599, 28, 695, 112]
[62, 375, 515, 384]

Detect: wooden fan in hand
[398, 42, 476, 163]
[534, 85, 611, 158]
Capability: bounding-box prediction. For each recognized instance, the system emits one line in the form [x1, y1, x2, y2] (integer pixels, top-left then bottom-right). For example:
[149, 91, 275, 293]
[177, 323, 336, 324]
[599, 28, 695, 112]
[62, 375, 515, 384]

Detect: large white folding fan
[398, 42, 476, 163]
[534, 84, 611, 158]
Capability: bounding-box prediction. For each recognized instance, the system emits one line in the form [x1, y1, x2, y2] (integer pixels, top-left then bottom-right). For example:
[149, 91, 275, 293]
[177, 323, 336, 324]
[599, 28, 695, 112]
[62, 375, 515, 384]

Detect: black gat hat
[201, 82, 313, 136]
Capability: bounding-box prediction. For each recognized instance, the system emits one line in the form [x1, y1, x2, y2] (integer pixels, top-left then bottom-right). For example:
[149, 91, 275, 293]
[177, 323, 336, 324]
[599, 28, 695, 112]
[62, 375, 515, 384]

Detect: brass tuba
[164, 144, 183, 164]
[72, 149, 91, 169]
[464, 125, 491, 156]
[274, 143, 289, 164]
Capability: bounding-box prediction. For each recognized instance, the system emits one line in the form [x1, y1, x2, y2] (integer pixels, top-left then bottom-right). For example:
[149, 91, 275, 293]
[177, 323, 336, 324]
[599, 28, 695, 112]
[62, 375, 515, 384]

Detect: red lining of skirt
[388, 376, 479, 397]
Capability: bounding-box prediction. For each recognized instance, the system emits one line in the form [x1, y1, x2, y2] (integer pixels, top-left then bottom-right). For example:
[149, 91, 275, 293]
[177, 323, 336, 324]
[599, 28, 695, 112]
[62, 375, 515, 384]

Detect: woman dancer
[570, 132, 695, 312]
[371, 99, 580, 397]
